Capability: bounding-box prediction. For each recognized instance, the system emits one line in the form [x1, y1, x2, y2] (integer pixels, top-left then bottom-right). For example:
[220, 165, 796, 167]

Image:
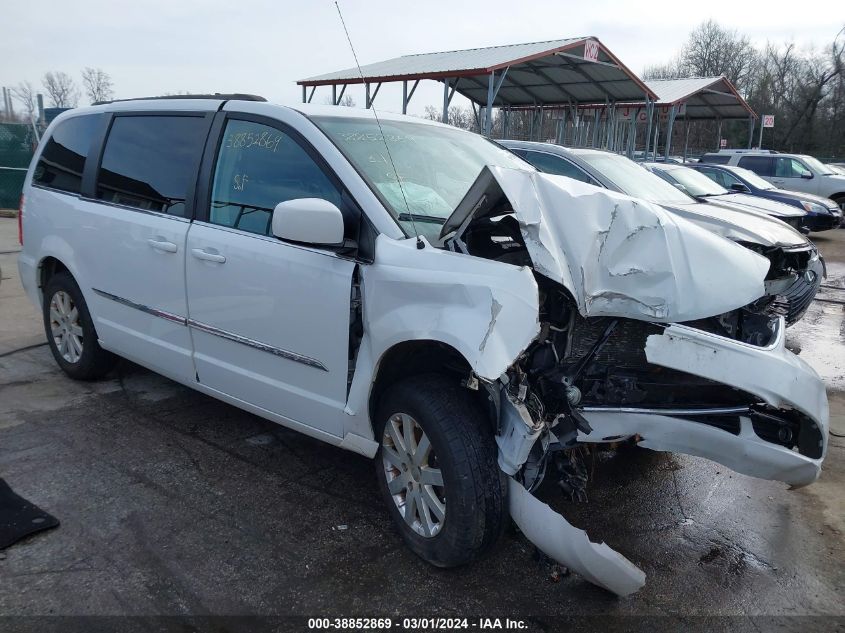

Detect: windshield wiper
[398, 213, 446, 224]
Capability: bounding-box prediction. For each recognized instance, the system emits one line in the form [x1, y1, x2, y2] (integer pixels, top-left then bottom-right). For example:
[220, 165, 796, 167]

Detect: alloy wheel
[381, 412, 446, 538]
[49, 290, 83, 363]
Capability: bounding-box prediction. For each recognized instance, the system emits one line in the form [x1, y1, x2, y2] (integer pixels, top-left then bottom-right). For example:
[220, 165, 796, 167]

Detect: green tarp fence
[0, 123, 38, 209]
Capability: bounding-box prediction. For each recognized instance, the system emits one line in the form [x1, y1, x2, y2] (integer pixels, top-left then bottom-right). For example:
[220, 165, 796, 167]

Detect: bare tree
[642, 20, 758, 96]
[642, 56, 684, 81]
[322, 94, 356, 107]
[681, 20, 759, 94]
[42, 71, 80, 108]
[11, 81, 37, 120]
[81, 67, 114, 103]
[423, 104, 479, 130]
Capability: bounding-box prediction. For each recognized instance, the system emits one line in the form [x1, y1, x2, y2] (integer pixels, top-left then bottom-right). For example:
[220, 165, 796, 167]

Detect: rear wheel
[43, 272, 116, 380]
[374, 374, 507, 568]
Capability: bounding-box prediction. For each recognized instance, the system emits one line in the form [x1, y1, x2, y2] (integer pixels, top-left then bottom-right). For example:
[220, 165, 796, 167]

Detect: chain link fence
[0, 123, 38, 210]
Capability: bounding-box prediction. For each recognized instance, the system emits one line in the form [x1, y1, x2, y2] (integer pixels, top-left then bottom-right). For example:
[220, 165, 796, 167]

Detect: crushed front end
[441, 166, 829, 596]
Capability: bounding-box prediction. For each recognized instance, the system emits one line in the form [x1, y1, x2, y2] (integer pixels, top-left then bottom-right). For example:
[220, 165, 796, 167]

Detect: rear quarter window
[96, 115, 208, 217]
[33, 115, 101, 195]
[737, 156, 774, 177]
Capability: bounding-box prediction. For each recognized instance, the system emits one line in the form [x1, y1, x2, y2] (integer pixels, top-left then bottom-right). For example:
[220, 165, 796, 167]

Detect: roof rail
[93, 93, 267, 105]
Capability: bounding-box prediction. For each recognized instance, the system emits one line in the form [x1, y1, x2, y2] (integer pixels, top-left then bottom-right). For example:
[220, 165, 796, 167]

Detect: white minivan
[19, 96, 829, 596]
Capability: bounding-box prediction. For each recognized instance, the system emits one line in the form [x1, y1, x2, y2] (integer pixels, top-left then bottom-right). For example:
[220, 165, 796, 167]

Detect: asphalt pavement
[0, 216, 843, 630]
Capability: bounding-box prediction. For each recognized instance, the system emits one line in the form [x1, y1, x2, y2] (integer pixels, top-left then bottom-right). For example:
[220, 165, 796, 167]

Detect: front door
[771, 157, 816, 194]
[185, 115, 355, 436]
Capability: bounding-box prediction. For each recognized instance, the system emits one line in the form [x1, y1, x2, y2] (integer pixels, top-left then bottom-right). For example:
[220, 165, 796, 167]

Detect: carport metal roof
[297, 37, 658, 132]
[645, 76, 755, 120]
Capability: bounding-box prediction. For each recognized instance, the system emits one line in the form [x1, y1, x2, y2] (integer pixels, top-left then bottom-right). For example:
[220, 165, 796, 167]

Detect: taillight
[18, 194, 24, 245]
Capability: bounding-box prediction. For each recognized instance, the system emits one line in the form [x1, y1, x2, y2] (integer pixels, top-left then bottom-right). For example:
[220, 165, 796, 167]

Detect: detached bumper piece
[581, 318, 827, 487]
[508, 478, 646, 597]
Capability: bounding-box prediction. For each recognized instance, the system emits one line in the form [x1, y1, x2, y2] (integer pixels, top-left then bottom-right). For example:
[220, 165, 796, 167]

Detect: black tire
[42, 271, 117, 380]
[374, 374, 507, 568]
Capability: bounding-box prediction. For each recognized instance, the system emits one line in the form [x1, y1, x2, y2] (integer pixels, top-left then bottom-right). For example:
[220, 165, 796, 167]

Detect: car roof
[643, 162, 682, 172]
[54, 98, 454, 130]
[499, 140, 612, 157]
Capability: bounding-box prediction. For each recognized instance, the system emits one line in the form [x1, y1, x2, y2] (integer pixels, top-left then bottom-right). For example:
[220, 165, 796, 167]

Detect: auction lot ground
[0, 215, 843, 628]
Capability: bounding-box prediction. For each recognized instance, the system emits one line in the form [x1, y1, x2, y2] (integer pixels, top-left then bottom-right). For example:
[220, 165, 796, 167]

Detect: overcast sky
[1, 0, 841, 116]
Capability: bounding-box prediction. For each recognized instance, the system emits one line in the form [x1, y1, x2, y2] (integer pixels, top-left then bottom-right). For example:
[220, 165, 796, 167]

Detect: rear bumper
[17, 252, 41, 309]
[579, 318, 828, 487]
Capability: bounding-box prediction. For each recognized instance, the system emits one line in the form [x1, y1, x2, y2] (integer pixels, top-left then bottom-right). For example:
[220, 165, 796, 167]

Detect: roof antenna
[334, 1, 424, 249]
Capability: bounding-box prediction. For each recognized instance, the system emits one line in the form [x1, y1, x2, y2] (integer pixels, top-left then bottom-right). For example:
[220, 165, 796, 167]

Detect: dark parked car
[643, 162, 809, 233]
[690, 163, 842, 232]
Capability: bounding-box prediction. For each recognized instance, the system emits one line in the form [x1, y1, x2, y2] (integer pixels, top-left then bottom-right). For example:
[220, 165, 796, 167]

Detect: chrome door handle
[147, 238, 178, 253]
[191, 248, 226, 263]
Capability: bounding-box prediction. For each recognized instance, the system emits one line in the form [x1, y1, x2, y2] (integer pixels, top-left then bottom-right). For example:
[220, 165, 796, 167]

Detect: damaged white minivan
[19, 97, 828, 596]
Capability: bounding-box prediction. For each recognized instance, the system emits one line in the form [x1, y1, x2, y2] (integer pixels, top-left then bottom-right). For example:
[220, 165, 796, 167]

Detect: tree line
[2, 68, 114, 122]
[644, 20, 844, 158]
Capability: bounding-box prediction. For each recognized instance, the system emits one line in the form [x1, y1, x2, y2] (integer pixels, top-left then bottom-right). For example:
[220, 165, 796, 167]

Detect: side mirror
[730, 183, 750, 193]
[271, 198, 344, 246]
[801, 172, 814, 179]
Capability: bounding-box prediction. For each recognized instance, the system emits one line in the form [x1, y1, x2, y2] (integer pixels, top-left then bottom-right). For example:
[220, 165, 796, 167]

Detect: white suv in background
[701, 150, 845, 210]
[18, 96, 829, 597]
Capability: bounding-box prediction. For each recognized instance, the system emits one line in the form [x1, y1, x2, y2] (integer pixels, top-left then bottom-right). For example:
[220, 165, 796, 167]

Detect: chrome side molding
[186, 318, 328, 372]
[91, 288, 328, 372]
[92, 288, 187, 325]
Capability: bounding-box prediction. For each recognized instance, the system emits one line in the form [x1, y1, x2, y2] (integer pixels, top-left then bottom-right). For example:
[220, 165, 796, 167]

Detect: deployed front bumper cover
[581, 318, 828, 487]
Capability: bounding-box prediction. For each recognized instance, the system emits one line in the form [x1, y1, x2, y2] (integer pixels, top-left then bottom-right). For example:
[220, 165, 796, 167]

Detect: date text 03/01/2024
[307, 617, 529, 630]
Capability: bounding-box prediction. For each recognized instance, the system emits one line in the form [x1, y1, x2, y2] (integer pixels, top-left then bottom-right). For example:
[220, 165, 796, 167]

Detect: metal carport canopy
[297, 37, 658, 108]
[645, 76, 756, 120]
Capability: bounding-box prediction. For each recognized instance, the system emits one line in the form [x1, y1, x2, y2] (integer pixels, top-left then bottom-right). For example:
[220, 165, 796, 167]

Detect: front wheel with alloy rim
[375, 374, 507, 568]
[42, 271, 117, 380]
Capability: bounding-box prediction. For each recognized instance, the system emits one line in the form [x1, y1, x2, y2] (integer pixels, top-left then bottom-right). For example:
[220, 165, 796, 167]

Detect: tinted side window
[209, 119, 342, 236]
[524, 151, 594, 184]
[97, 115, 207, 217]
[33, 115, 101, 195]
[738, 156, 773, 177]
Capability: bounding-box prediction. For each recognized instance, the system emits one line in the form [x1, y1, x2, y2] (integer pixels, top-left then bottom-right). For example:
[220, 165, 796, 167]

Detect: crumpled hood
[708, 193, 806, 218]
[443, 166, 771, 322]
[662, 199, 809, 248]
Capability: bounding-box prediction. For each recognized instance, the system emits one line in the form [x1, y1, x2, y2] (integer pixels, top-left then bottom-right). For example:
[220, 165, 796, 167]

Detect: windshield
[311, 116, 529, 239]
[729, 166, 774, 190]
[576, 153, 693, 204]
[663, 167, 729, 197]
[801, 155, 837, 176]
